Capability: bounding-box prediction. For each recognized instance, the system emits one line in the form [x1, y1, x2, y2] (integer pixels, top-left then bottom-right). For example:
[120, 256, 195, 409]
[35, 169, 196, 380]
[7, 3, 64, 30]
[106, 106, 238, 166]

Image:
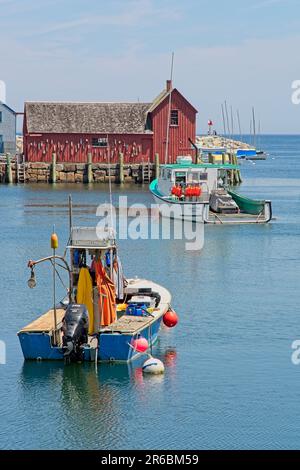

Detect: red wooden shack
[23, 81, 197, 164]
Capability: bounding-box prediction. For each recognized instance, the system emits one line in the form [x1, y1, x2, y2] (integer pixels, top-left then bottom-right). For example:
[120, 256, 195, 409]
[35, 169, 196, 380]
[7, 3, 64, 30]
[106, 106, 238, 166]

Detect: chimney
[166, 80, 172, 92]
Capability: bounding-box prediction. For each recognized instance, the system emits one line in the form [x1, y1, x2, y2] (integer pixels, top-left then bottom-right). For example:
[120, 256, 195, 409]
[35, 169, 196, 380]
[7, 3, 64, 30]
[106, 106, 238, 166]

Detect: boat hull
[150, 179, 209, 223]
[18, 279, 171, 363]
[18, 316, 163, 363]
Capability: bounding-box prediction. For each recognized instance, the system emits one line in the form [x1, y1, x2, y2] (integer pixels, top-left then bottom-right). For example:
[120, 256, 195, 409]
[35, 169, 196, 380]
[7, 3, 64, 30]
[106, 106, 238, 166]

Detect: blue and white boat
[18, 198, 173, 364]
[236, 148, 267, 161]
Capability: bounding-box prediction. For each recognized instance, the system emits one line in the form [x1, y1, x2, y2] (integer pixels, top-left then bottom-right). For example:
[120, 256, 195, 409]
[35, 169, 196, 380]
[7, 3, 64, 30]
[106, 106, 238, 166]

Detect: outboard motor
[62, 304, 89, 363]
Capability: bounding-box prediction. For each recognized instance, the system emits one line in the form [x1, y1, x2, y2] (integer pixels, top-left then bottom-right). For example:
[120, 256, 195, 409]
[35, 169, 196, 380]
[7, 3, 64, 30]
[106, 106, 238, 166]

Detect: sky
[0, 0, 300, 133]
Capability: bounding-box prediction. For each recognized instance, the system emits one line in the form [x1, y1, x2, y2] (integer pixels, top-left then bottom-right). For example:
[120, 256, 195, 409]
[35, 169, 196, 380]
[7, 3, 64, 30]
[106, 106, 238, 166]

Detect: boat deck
[100, 314, 155, 335]
[18, 309, 66, 334]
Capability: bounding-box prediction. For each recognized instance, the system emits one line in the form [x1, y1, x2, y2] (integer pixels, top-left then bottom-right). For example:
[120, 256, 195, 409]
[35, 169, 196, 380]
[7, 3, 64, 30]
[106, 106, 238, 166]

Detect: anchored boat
[149, 156, 272, 224]
[18, 198, 175, 363]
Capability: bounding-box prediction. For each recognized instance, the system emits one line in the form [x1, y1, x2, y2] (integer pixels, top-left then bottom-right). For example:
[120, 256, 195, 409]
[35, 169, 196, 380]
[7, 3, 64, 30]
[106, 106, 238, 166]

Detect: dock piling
[5, 154, 12, 184]
[118, 152, 124, 184]
[51, 152, 57, 183]
[87, 152, 93, 183]
[155, 153, 160, 179]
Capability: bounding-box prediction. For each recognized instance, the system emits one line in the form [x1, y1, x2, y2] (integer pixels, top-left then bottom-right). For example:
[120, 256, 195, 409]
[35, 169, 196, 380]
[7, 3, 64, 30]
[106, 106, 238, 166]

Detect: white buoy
[142, 357, 165, 375]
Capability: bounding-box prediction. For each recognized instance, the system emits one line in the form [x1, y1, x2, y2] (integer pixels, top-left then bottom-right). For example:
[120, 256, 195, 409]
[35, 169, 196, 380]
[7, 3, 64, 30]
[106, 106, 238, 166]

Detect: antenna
[164, 52, 174, 165]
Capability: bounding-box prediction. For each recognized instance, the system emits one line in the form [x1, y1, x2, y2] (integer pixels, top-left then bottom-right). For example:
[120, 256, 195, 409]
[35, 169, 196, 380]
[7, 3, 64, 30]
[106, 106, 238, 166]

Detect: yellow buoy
[51, 233, 59, 250]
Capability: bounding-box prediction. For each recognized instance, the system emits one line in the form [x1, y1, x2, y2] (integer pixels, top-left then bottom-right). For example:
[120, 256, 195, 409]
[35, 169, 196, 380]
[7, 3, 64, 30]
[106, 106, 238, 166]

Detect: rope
[50, 259, 69, 292]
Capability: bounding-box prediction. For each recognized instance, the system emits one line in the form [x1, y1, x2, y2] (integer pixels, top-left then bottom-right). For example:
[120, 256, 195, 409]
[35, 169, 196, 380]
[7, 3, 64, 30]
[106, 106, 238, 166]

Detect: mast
[221, 104, 226, 137]
[252, 106, 256, 149]
[237, 109, 242, 142]
[221, 103, 226, 149]
[164, 52, 174, 165]
[258, 119, 261, 150]
[224, 100, 230, 137]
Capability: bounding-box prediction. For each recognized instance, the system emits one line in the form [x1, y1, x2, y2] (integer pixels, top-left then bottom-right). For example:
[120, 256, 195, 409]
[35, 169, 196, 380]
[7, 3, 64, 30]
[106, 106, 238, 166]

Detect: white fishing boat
[149, 156, 272, 224]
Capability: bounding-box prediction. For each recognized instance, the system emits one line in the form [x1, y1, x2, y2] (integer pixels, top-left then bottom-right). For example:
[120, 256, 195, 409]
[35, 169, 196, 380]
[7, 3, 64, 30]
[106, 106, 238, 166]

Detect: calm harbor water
[1, 135, 300, 450]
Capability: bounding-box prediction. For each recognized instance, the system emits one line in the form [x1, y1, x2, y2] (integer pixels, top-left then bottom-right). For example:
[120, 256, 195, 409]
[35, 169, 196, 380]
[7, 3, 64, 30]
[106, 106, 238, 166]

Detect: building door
[0, 136, 3, 154]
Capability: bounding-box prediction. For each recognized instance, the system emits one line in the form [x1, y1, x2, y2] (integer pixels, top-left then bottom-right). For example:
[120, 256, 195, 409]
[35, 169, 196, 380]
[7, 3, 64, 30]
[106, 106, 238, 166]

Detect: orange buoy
[163, 309, 179, 328]
[51, 233, 59, 250]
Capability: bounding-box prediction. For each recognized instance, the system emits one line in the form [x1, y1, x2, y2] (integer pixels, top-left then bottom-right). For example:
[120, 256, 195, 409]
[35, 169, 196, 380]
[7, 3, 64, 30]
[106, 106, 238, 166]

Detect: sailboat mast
[237, 109, 242, 142]
[221, 104, 226, 137]
[164, 52, 174, 165]
[252, 107, 256, 149]
[224, 100, 230, 140]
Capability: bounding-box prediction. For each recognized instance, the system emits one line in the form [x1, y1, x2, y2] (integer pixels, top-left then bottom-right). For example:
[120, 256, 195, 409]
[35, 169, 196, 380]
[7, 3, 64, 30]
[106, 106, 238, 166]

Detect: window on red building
[170, 110, 179, 126]
[92, 137, 108, 147]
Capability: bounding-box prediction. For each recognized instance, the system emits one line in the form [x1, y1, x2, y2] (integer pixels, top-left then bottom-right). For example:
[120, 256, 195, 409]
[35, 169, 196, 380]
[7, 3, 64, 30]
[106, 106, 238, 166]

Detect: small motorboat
[18, 197, 176, 364]
[236, 148, 267, 161]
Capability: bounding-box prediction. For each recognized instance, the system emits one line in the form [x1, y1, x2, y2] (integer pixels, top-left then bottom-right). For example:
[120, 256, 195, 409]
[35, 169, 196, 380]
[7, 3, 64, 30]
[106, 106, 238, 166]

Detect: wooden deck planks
[19, 309, 66, 333]
[100, 314, 154, 335]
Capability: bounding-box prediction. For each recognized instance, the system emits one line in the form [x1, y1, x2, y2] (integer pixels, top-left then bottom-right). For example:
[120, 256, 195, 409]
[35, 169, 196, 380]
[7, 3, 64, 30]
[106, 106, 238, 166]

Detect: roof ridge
[25, 101, 151, 105]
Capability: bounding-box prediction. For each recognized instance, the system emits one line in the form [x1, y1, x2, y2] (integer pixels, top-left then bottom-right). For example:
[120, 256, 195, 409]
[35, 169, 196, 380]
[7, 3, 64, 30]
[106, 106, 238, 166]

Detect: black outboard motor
[62, 304, 89, 363]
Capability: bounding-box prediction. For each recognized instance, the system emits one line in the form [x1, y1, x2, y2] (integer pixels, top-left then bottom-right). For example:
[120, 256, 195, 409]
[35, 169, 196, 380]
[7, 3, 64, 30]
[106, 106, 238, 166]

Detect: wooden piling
[87, 152, 93, 183]
[51, 152, 56, 183]
[118, 152, 124, 184]
[6, 154, 12, 184]
[155, 153, 160, 179]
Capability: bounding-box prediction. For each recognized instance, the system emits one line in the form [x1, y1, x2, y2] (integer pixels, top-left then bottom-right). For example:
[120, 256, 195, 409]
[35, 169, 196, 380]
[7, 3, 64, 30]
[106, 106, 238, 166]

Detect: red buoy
[131, 337, 149, 353]
[163, 309, 179, 328]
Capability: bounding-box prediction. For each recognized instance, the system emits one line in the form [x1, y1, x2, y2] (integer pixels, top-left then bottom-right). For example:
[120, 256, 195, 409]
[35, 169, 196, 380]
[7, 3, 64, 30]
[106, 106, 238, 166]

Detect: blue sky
[1, 0, 300, 133]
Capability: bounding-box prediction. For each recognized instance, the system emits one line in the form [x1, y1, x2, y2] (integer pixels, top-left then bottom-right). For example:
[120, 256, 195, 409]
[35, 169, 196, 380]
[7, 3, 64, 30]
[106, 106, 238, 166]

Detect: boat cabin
[158, 156, 239, 201]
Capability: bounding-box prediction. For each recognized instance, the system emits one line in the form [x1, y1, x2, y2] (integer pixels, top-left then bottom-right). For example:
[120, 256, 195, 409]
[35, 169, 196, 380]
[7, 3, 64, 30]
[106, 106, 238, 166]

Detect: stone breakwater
[195, 135, 253, 151]
[0, 161, 156, 184]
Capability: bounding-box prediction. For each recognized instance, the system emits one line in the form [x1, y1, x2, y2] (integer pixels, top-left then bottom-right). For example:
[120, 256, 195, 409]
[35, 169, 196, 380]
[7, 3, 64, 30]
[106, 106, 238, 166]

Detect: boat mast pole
[69, 194, 73, 234]
[164, 52, 174, 165]
[52, 225, 58, 346]
[237, 109, 242, 142]
[224, 100, 230, 148]
[221, 103, 226, 146]
[252, 107, 256, 149]
[68, 195, 73, 302]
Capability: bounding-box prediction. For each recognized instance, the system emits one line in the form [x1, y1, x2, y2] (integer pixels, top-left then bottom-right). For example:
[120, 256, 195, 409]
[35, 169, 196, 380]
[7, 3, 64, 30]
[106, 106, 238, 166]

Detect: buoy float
[131, 337, 149, 353]
[163, 309, 178, 328]
[142, 357, 165, 375]
[51, 233, 59, 250]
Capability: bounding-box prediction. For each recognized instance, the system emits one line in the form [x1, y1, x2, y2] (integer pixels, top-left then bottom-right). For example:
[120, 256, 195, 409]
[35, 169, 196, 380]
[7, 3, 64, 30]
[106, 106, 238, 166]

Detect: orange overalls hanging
[94, 260, 116, 327]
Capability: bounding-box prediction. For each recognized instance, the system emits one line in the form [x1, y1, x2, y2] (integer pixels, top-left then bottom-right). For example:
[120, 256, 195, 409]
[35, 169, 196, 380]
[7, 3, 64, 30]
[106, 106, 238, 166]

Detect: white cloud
[23, 0, 182, 37]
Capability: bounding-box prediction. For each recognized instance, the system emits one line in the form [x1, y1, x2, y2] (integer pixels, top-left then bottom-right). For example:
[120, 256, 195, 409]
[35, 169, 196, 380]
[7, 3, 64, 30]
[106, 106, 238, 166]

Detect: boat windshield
[174, 171, 187, 183]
